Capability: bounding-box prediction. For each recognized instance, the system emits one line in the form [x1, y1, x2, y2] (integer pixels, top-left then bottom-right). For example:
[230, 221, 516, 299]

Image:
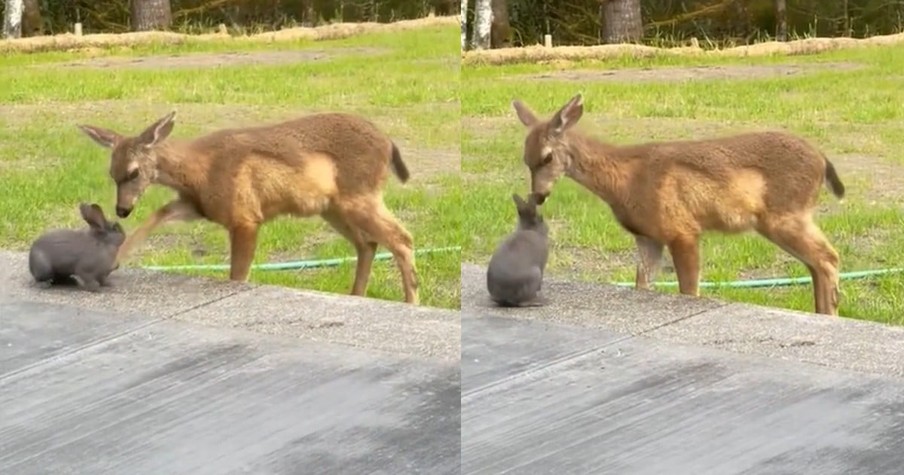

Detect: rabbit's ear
[79, 203, 108, 230]
[513, 194, 537, 220]
[512, 193, 527, 208]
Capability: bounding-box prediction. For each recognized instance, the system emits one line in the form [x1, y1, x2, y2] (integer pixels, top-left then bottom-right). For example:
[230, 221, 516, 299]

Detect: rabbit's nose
[116, 206, 132, 218]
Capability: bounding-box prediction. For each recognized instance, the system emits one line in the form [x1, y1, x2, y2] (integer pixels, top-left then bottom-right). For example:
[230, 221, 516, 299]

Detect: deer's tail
[390, 142, 410, 184]
[824, 157, 845, 200]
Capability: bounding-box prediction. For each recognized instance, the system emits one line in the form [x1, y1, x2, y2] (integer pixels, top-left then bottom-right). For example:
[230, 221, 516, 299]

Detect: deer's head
[77, 111, 177, 219]
[511, 93, 584, 205]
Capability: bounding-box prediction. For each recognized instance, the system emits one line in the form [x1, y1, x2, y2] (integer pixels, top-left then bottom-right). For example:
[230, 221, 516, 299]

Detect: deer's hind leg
[322, 209, 378, 297]
[757, 214, 840, 316]
[339, 195, 419, 305]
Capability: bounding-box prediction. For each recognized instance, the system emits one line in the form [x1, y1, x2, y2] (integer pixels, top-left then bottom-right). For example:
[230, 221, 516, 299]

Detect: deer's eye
[127, 169, 140, 181]
[541, 153, 553, 165]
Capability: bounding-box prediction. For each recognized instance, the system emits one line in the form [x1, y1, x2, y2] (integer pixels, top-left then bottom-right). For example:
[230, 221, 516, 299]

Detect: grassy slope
[0, 25, 462, 309]
[462, 47, 904, 324]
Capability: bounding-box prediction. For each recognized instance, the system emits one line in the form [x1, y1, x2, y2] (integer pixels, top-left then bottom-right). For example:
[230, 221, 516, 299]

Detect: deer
[510, 93, 846, 316]
[77, 110, 419, 304]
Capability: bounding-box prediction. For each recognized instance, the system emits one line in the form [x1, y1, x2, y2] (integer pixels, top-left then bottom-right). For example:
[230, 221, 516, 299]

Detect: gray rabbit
[486, 193, 550, 307]
[29, 203, 126, 291]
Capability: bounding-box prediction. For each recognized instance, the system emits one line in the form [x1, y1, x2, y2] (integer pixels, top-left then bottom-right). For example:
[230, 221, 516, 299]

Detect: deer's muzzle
[115, 206, 133, 218]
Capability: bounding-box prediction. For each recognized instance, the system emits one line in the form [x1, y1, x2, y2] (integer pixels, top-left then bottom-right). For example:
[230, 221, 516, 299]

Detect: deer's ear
[138, 110, 177, 148]
[77, 124, 122, 149]
[550, 93, 584, 136]
[512, 100, 540, 127]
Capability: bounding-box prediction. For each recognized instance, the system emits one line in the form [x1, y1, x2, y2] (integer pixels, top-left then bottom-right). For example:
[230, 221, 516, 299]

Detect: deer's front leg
[668, 236, 702, 297]
[634, 235, 664, 290]
[228, 224, 259, 282]
[117, 199, 201, 265]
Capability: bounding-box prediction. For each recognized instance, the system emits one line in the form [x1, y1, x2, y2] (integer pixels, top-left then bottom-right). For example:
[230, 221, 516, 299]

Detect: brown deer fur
[77, 111, 419, 304]
[511, 93, 846, 316]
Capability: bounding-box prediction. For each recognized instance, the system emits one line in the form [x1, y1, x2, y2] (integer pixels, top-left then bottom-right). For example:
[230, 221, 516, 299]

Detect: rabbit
[28, 203, 126, 292]
[486, 193, 550, 307]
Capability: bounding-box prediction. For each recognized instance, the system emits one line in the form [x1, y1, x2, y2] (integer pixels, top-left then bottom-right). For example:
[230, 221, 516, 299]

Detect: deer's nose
[115, 206, 132, 218]
[533, 192, 549, 205]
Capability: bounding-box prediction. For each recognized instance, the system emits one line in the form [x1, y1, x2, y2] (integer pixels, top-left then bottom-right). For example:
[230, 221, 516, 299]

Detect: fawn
[78, 110, 419, 304]
[511, 93, 846, 316]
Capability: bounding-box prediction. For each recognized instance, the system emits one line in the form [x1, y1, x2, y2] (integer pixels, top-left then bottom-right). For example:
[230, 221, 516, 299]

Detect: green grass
[0, 24, 461, 309]
[462, 45, 904, 324]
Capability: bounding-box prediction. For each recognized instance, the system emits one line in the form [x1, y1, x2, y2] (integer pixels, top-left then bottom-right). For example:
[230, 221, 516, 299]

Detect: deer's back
[607, 130, 829, 239]
[182, 112, 395, 225]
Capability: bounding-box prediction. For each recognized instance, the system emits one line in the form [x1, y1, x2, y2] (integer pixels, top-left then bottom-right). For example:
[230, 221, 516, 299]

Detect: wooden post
[544, 34, 552, 47]
[74, 22, 82, 36]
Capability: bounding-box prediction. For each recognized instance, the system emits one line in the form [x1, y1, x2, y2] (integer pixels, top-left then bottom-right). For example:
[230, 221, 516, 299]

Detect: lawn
[0, 22, 462, 309]
[462, 46, 904, 324]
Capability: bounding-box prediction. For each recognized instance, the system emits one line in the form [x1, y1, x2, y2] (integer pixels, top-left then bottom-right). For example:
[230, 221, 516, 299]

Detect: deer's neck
[564, 133, 631, 205]
[152, 142, 204, 194]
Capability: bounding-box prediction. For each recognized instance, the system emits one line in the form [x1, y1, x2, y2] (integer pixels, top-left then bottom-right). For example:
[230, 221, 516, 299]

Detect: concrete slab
[461, 313, 626, 392]
[175, 285, 460, 362]
[0, 299, 460, 474]
[0, 250, 250, 319]
[649, 303, 904, 377]
[461, 263, 727, 334]
[0, 299, 156, 376]
[461, 313, 904, 475]
[0, 251, 460, 361]
[462, 262, 904, 378]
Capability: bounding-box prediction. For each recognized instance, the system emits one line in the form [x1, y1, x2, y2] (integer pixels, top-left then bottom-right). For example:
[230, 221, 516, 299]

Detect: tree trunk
[601, 0, 642, 44]
[2, 0, 23, 39]
[130, 0, 172, 32]
[460, 0, 467, 50]
[842, 0, 850, 36]
[472, 0, 492, 50]
[21, 0, 42, 37]
[490, 0, 510, 48]
[434, 0, 454, 16]
[774, 0, 787, 41]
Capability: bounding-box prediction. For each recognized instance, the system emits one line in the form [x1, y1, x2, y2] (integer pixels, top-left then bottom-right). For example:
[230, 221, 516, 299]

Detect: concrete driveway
[0, 251, 460, 475]
[461, 263, 904, 475]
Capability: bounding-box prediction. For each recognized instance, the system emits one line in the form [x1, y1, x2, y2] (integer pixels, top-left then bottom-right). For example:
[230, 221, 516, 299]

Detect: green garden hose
[140, 246, 461, 272]
[610, 268, 904, 289]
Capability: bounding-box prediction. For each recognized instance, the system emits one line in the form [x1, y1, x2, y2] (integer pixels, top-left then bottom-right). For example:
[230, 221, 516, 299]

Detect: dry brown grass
[0, 15, 458, 54]
[462, 32, 904, 66]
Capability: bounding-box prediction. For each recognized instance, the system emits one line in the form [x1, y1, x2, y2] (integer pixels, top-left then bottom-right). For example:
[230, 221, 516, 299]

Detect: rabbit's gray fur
[487, 193, 549, 307]
[29, 203, 126, 291]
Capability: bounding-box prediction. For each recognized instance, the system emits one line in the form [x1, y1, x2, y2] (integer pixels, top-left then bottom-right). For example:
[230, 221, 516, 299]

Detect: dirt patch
[522, 62, 862, 83]
[0, 100, 460, 180]
[463, 32, 904, 66]
[463, 115, 904, 202]
[399, 147, 459, 181]
[0, 15, 457, 54]
[52, 48, 383, 70]
[829, 154, 904, 202]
